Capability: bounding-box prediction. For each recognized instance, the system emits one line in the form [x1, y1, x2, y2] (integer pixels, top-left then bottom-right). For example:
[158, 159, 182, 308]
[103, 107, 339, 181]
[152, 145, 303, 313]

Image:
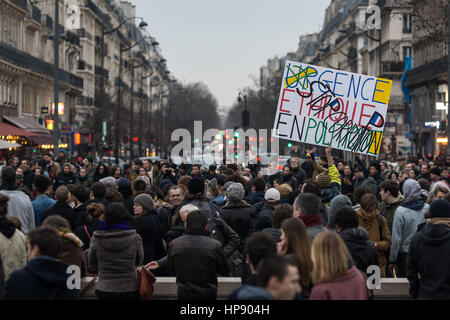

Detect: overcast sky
[132, 0, 330, 109]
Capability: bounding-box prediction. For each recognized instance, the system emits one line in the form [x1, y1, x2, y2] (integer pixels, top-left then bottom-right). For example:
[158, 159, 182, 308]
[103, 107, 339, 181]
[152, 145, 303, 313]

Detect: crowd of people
[0, 147, 450, 300]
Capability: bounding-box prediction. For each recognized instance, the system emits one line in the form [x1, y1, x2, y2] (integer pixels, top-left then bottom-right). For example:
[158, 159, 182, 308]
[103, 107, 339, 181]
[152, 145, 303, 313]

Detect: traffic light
[287, 142, 292, 148]
[234, 132, 240, 138]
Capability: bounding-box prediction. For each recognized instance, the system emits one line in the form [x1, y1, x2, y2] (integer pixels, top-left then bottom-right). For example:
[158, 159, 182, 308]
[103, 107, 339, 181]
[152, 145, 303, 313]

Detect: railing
[382, 61, 405, 74]
[44, 15, 53, 30]
[66, 31, 80, 46]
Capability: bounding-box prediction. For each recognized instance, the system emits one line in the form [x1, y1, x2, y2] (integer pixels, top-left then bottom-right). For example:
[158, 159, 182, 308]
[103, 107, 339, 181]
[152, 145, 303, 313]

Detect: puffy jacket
[3, 255, 79, 300]
[221, 200, 256, 253]
[88, 228, 143, 293]
[407, 222, 450, 299]
[339, 227, 379, 274]
[167, 231, 229, 299]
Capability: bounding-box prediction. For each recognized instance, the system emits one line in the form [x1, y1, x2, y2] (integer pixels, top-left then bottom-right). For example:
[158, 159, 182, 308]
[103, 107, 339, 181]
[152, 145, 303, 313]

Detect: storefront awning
[0, 139, 22, 149]
[0, 122, 37, 137]
[30, 135, 54, 145]
[2, 116, 50, 135]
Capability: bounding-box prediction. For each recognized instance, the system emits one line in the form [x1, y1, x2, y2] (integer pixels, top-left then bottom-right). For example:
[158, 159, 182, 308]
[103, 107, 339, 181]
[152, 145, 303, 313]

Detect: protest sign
[272, 60, 392, 156]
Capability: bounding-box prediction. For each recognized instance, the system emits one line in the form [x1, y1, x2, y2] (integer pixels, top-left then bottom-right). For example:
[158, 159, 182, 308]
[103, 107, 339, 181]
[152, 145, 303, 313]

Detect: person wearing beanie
[221, 183, 255, 253]
[131, 194, 166, 273]
[407, 199, 450, 299]
[327, 195, 353, 230]
[88, 203, 144, 300]
[253, 188, 281, 232]
[430, 167, 442, 185]
[181, 176, 221, 219]
[99, 176, 117, 191]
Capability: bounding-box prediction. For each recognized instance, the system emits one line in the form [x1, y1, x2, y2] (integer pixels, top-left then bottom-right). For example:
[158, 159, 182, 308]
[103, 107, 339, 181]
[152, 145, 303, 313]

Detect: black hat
[209, 164, 217, 171]
[429, 199, 450, 219]
[187, 176, 205, 195]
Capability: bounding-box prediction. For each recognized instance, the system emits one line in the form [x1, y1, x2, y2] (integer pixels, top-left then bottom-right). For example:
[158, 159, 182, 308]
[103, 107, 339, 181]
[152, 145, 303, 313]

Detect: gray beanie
[227, 183, 245, 202]
[134, 193, 155, 212]
[100, 176, 117, 190]
[328, 195, 353, 229]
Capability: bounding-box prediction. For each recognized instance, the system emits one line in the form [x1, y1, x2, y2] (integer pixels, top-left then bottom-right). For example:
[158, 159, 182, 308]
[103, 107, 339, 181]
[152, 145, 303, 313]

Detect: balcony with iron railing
[381, 61, 405, 75]
[31, 5, 41, 23]
[9, 0, 27, 11]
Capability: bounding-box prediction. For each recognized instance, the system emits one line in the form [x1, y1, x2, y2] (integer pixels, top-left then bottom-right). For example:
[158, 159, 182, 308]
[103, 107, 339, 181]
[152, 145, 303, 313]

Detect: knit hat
[223, 181, 234, 191]
[328, 195, 353, 229]
[316, 172, 331, 188]
[265, 188, 280, 202]
[227, 183, 245, 202]
[134, 194, 155, 212]
[187, 176, 205, 195]
[100, 176, 117, 190]
[116, 177, 131, 189]
[277, 184, 293, 199]
[429, 199, 450, 219]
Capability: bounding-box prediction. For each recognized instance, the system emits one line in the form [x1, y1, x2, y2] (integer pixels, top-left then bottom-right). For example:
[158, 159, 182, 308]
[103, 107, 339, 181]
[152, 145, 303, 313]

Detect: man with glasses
[158, 186, 185, 236]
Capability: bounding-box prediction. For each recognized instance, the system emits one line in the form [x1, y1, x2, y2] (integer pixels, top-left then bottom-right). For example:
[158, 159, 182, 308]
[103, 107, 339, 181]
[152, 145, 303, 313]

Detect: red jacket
[310, 265, 368, 300]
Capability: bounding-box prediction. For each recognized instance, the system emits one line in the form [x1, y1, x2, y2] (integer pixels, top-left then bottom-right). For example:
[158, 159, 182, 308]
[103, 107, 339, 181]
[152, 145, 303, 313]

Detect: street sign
[41, 106, 49, 114]
[102, 121, 107, 136]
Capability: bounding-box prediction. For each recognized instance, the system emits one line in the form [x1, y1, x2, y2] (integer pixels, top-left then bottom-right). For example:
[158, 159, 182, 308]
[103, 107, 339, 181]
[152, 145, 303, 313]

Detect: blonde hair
[277, 183, 293, 199]
[311, 232, 352, 284]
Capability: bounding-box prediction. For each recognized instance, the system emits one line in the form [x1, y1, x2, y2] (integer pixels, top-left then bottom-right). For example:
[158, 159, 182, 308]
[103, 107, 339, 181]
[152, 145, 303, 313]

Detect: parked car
[96, 156, 126, 169]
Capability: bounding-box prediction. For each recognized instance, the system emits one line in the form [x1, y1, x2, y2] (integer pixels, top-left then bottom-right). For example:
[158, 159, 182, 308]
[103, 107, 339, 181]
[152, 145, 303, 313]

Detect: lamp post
[148, 76, 160, 156]
[100, 17, 147, 164]
[52, 0, 60, 151]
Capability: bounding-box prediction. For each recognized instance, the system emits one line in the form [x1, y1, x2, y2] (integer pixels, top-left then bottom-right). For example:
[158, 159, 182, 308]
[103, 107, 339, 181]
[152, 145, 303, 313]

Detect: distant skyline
[132, 0, 330, 109]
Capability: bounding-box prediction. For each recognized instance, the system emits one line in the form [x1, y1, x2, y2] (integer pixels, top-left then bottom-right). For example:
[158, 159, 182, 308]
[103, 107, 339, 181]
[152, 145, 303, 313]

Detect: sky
[132, 0, 330, 110]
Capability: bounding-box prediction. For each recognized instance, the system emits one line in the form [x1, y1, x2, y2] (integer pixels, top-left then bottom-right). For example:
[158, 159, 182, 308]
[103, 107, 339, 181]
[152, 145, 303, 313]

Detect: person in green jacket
[378, 180, 404, 234]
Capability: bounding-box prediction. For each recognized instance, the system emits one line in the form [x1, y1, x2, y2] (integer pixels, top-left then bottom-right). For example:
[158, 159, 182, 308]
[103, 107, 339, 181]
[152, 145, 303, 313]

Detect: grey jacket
[0, 189, 35, 234]
[307, 225, 327, 243]
[88, 229, 143, 293]
[389, 204, 428, 262]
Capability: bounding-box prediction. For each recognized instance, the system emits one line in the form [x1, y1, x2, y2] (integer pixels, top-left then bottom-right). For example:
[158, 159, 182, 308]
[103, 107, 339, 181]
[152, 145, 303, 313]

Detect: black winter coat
[41, 201, 78, 231]
[221, 200, 256, 253]
[3, 255, 79, 300]
[167, 231, 229, 299]
[74, 218, 100, 250]
[339, 227, 379, 274]
[252, 202, 276, 232]
[53, 172, 76, 191]
[407, 223, 450, 300]
[158, 205, 179, 237]
[132, 210, 167, 265]
[74, 203, 89, 229]
[291, 166, 307, 185]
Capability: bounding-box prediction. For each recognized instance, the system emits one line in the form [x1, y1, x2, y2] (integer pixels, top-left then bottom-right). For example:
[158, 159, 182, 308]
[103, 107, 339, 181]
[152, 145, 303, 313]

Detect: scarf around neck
[98, 220, 131, 231]
[401, 198, 425, 211]
[426, 218, 450, 228]
[299, 213, 323, 228]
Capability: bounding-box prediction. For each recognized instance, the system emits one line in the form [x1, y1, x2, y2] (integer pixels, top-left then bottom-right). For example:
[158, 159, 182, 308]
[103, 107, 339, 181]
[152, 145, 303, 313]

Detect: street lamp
[238, 92, 249, 130]
[338, 23, 381, 76]
[98, 17, 147, 164]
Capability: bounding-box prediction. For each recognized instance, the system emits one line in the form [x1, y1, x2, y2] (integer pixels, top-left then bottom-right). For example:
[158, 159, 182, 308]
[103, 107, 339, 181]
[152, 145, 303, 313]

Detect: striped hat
[316, 171, 331, 188]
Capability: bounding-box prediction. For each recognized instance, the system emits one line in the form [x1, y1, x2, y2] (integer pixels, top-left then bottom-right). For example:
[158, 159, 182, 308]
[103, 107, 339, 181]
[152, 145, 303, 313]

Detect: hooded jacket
[357, 208, 391, 276]
[390, 179, 428, 262]
[0, 217, 26, 281]
[379, 195, 404, 234]
[0, 187, 35, 234]
[3, 255, 79, 300]
[88, 228, 143, 293]
[339, 227, 379, 274]
[407, 223, 450, 299]
[58, 232, 87, 278]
